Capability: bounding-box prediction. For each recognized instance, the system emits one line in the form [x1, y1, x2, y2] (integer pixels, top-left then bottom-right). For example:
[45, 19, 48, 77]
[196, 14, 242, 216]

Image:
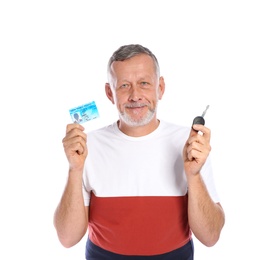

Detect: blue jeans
[85, 238, 194, 260]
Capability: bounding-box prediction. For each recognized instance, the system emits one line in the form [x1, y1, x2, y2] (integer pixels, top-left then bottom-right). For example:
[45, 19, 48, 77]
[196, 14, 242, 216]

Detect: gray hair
[107, 44, 160, 81]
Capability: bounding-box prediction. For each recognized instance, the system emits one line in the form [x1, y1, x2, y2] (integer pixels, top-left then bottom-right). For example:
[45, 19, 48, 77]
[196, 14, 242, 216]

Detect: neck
[117, 118, 160, 137]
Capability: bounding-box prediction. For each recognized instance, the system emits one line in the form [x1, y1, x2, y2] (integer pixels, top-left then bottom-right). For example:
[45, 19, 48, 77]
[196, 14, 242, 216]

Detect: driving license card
[69, 101, 99, 124]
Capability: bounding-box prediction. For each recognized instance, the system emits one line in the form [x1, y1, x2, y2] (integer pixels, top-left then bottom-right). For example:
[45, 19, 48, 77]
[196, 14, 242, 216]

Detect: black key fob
[192, 116, 205, 126]
[192, 105, 209, 127]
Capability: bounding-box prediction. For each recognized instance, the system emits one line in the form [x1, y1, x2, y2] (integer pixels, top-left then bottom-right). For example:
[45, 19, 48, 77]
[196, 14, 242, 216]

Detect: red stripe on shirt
[88, 192, 191, 256]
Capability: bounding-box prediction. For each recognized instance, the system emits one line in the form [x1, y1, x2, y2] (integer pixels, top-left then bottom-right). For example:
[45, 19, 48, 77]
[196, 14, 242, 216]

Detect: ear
[105, 83, 115, 104]
[158, 76, 165, 100]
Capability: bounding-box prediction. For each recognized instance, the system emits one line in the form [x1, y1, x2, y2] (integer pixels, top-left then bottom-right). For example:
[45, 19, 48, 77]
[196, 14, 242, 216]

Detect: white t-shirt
[82, 120, 220, 204]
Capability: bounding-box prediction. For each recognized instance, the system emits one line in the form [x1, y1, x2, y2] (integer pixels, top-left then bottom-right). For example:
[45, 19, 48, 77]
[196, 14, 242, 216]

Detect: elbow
[54, 222, 86, 249]
[195, 216, 225, 247]
[202, 233, 221, 247]
[57, 233, 83, 248]
[193, 230, 222, 247]
[60, 239, 77, 249]
[53, 215, 88, 249]
[205, 204, 225, 247]
[202, 219, 225, 247]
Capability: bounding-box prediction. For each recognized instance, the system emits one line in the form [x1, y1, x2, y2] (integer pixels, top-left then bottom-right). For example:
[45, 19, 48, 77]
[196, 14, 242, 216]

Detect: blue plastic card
[69, 101, 99, 124]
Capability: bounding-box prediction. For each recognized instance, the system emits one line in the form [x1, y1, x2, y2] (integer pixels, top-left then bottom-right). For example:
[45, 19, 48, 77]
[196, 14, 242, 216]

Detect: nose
[128, 86, 142, 102]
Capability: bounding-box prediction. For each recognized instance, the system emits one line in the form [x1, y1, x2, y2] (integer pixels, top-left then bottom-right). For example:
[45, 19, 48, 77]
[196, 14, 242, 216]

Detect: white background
[1, 1, 271, 259]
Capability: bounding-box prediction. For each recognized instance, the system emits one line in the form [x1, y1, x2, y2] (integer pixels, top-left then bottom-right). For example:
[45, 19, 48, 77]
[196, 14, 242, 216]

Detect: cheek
[113, 94, 126, 109]
[115, 91, 128, 102]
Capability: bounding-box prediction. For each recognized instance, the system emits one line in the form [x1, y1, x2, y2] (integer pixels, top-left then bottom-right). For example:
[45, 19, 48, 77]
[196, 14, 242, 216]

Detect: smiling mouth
[127, 106, 145, 110]
[125, 103, 147, 109]
[125, 104, 147, 115]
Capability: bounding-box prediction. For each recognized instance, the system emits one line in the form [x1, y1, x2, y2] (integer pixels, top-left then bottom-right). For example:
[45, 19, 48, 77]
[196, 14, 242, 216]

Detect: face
[105, 54, 165, 128]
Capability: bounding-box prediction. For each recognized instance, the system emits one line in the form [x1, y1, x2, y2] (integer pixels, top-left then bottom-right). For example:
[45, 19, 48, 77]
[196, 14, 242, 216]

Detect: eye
[119, 83, 129, 89]
[140, 82, 150, 87]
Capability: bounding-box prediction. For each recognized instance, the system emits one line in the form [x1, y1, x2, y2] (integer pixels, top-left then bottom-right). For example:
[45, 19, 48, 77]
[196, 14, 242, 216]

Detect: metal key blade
[192, 105, 210, 126]
[201, 105, 210, 118]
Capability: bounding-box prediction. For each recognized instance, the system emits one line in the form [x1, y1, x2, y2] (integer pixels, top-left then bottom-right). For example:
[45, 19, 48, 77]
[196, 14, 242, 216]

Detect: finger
[63, 126, 87, 143]
[191, 124, 211, 142]
[63, 127, 88, 157]
[63, 133, 86, 148]
[188, 149, 206, 163]
[186, 138, 211, 160]
[186, 142, 200, 161]
[66, 123, 85, 134]
[187, 133, 205, 147]
[192, 124, 210, 135]
[187, 141, 203, 154]
[63, 137, 87, 157]
[68, 142, 86, 155]
[63, 132, 87, 145]
[186, 142, 207, 160]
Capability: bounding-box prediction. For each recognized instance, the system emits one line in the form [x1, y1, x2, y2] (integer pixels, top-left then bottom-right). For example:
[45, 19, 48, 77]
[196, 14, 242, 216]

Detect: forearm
[187, 174, 225, 247]
[54, 169, 88, 248]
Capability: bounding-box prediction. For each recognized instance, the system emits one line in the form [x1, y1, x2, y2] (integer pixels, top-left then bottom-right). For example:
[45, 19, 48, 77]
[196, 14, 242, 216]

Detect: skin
[53, 123, 89, 247]
[53, 53, 225, 249]
[105, 54, 165, 136]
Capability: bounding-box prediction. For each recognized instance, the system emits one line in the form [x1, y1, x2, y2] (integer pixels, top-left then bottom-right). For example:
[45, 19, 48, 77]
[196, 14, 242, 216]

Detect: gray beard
[118, 105, 157, 127]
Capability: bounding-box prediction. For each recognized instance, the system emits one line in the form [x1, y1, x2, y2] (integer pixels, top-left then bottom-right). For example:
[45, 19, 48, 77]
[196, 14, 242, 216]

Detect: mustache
[124, 103, 148, 108]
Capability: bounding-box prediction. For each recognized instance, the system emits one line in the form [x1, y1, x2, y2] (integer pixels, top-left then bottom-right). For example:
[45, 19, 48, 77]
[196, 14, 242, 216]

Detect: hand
[62, 123, 88, 171]
[183, 124, 211, 177]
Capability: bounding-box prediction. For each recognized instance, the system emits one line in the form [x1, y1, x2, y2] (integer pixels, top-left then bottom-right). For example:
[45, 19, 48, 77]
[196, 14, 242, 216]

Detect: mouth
[125, 102, 147, 108]
[125, 103, 147, 114]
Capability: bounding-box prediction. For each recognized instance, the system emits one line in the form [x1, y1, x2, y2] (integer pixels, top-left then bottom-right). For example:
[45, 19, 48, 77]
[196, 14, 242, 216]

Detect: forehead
[111, 54, 156, 75]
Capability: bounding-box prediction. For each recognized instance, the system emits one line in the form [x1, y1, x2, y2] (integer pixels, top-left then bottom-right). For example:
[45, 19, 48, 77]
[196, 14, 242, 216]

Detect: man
[73, 113, 82, 124]
[53, 44, 225, 259]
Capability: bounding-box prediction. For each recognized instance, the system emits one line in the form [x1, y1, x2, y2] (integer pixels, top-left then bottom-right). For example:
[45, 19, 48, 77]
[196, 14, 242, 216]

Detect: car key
[192, 105, 209, 126]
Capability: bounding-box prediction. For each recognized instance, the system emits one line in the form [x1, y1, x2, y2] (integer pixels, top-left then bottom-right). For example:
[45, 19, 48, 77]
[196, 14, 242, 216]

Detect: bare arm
[183, 124, 225, 247]
[187, 174, 225, 246]
[53, 124, 89, 248]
